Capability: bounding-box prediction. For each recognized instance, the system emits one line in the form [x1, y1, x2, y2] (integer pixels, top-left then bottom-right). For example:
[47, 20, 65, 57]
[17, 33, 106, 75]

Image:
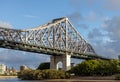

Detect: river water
[0, 78, 120, 82]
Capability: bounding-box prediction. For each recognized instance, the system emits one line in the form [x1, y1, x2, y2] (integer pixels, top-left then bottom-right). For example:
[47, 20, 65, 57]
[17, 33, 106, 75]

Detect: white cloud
[85, 12, 104, 22]
[68, 12, 87, 29]
[68, 12, 83, 23]
[69, 0, 120, 11]
[24, 15, 38, 18]
[88, 28, 103, 39]
[0, 21, 13, 28]
[68, 0, 120, 59]
[0, 49, 50, 69]
[101, 16, 111, 28]
[105, 0, 120, 11]
[87, 12, 97, 21]
[69, 0, 97, 9]
[88, 16, 120, 59]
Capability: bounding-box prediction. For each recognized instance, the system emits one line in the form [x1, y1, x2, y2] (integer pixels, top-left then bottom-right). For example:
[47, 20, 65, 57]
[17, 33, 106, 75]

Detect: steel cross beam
[0, 17, 101, 60]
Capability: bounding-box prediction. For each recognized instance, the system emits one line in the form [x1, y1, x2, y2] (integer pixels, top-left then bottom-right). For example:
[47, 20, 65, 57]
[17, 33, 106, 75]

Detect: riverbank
[0, 75, 117, 79]
[43, 79, 120, 82]
[41, 76, 119, 82]
[70, 75, 116, 80]
[0, 76, 17, 79]
[0, 75, 120, 82]
[0, 75, 118, 81]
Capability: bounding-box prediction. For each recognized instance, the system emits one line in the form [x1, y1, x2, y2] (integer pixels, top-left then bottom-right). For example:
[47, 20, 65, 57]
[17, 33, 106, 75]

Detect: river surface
[0, 78, 120, 82]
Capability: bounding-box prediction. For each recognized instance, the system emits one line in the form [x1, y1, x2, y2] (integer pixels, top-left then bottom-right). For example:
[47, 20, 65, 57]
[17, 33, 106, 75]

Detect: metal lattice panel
[0, 17, 96, 57]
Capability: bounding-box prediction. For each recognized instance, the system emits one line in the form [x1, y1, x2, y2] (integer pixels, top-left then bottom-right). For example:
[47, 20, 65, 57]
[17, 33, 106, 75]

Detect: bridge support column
[62, 54, 71, 71]
[50, 54, 71, 71]
[50, 56, 59, 70]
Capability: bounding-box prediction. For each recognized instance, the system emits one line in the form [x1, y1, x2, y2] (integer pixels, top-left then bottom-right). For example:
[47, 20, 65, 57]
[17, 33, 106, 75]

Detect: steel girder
[0, 17, 96, 56]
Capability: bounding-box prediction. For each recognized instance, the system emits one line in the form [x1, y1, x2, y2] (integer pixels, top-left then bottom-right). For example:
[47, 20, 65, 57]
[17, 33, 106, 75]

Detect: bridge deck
[0, 40, 110, 60]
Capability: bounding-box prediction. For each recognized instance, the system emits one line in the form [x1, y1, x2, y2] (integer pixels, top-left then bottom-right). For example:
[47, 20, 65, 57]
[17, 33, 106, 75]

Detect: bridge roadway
[0, 39, 109, 60]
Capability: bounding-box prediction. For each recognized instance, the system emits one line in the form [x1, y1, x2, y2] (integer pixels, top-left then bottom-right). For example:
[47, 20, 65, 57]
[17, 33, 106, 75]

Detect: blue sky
[0, 0, 120, 69]
[0, 0, 73, 29]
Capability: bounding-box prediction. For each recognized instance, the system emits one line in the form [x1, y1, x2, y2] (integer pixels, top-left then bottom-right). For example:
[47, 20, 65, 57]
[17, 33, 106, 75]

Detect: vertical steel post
[53, 25, 56, 48]
[65, 18, 68, 50]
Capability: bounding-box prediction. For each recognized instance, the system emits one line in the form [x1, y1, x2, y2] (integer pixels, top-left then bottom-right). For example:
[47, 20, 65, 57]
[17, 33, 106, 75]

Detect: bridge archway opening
[50, 55, 71, 71]
[57, 61, 63, 70]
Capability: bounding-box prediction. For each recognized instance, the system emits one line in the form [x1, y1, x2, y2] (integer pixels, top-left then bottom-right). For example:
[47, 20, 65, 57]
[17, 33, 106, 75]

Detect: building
[6, 67, 17, 75]
[0, 64, 7, 74]
[20, 65, 29, 71]
[118, 55, 120, 59]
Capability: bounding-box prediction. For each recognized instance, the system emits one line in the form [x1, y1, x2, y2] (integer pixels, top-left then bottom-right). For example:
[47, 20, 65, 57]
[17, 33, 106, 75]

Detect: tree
[70, 59, 120, 76]
[37, 62, 50, 70]
[70, 60, 100, 76]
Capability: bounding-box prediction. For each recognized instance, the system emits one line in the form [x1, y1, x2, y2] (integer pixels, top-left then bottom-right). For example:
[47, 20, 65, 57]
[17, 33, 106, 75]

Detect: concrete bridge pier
[50, 54, 71, 71]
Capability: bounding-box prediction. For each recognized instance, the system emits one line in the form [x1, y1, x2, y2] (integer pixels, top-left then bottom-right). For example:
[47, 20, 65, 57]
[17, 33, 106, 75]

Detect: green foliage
[41, 69, 69, 79]
[115, 74, 120, 80]
[18, 69, 70, 80]
[18, 69, 34, 80]
[37, 62, 50, 70]
[70, 59, 120, 76]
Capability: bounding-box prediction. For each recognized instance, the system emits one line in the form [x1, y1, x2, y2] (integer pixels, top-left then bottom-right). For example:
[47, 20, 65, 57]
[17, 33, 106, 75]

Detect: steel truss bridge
[0, 17, 109, 60]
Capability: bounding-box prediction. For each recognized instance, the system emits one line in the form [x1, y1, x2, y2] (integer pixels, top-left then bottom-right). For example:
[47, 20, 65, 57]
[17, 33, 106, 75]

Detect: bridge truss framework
[0, 17, 108, 70]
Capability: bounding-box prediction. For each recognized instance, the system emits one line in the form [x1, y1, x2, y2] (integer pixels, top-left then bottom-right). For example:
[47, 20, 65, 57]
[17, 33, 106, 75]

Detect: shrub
[70, 59, 120, 76]
[42, 69, 65, 79]
[32, 70, 42, 80]
[18, 69, 70, 80]
[115, 74, 120, 80]
[18, 69, 35, 80]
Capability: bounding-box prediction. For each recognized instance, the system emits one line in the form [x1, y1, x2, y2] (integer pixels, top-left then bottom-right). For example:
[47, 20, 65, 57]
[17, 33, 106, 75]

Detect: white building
[0, 64, 7, 74]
